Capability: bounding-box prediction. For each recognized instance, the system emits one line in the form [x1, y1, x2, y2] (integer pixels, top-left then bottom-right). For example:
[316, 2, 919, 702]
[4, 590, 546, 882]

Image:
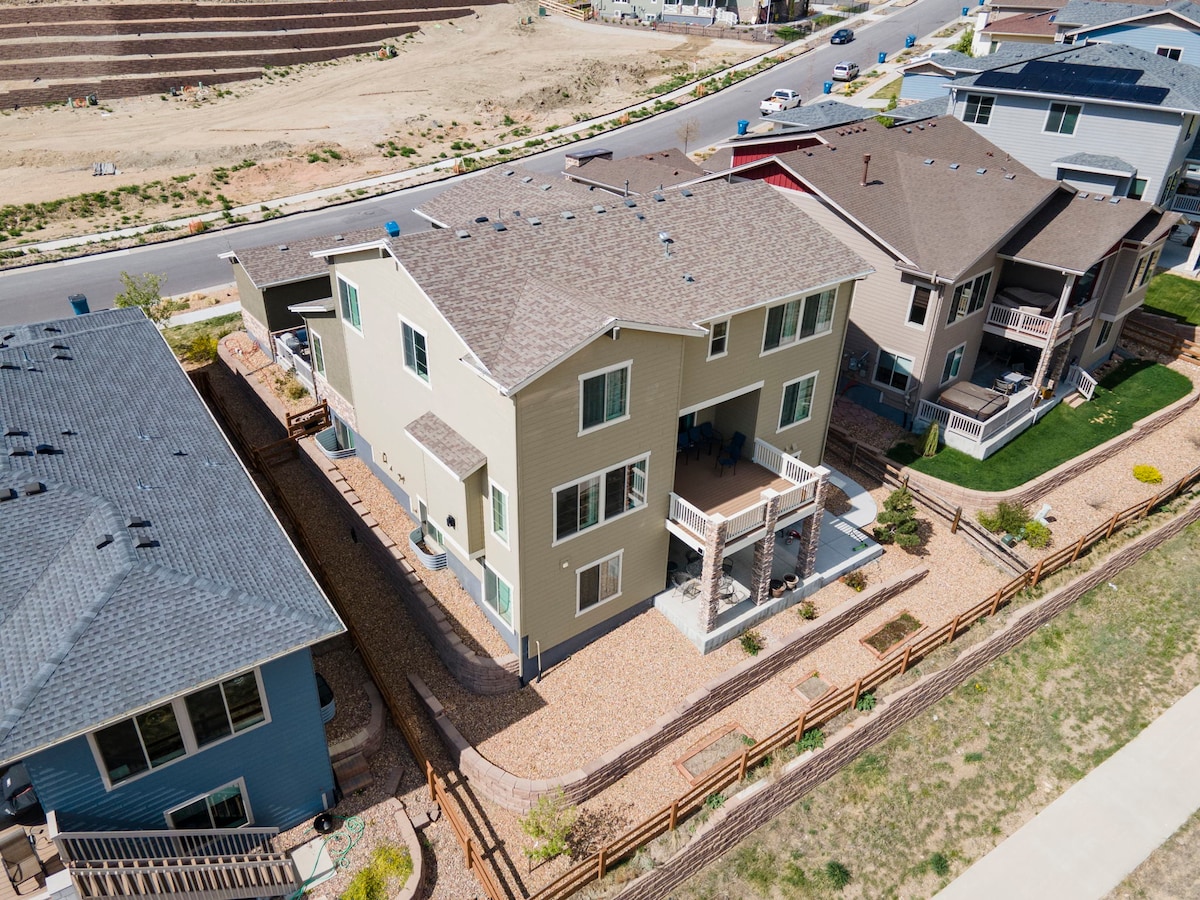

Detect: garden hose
[287, 813, 366, 900]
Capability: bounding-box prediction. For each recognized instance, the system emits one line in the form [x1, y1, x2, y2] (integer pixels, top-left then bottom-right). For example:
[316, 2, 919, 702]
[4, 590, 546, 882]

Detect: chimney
[861, 153, 872, 186]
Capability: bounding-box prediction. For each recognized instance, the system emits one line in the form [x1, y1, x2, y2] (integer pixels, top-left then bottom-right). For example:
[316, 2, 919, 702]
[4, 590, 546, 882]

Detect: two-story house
[971, 0, 1200, 57]
[0, 308, 345, 899]
[690, 116, 1177, 457]
[298, 179, 871, 675]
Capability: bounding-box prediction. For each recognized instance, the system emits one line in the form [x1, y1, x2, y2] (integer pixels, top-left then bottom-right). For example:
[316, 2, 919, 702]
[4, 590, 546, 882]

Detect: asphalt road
[0, 0, 967, 325]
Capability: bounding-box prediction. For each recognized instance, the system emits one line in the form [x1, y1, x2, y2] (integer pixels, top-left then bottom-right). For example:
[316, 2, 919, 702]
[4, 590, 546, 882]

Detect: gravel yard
[208, 329, 1200, 897]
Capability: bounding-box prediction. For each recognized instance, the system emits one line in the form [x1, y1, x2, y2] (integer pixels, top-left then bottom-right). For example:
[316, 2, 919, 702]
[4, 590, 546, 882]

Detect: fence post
[1069, 534, 1086, 563]
[1030, 558, 1045, 587]
[947, 614, 961, 645]
[900, 644, 913, 674]
[738, 749, 749, 781]
[850, 677, 863, 710]
[951, 506, 962, 533]
[465, 836, 474, 871]
[794, 709, 807, 743]
[669, 799, 679, 831]
[850, 442, 859, 470]
[426, 761, 436, 802]
[598, 846, 608, 879]
[1140, 493, 1160, 521]
[1105, 509, 1120, 538]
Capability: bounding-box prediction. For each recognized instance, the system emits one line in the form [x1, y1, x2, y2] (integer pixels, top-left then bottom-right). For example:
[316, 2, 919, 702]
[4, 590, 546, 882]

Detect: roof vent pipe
[861, 153, 871, 186]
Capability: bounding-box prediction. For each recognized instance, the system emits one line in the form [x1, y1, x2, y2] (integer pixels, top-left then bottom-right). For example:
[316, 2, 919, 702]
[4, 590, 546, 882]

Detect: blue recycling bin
[905, 33, 916, 47]
[385, 220, 401, 237]
[823, 81, 833, 94]
[878, 51, 887, 64]
[737, 119, 750, 136]
[962, 5, 969, 14]
[68, 293, 90, 316]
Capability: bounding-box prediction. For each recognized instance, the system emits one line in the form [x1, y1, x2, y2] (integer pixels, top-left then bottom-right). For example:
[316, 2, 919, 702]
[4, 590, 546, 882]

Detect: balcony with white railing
[667, 438, 821, 553]
[272, 330, 315, 396]
[983, 298, 1096, 346]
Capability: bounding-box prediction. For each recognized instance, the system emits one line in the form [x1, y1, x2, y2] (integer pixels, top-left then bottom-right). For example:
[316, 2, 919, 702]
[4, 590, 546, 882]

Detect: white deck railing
[669, 492, 712, 541]
[985, 299, 1096, 344]
[1171, 194, 1200, 215]
[273, 335, 315, 395]
[916, 386, 1038, 446]
[725, 499, 769, 543]
[1066, 364, 1098, 401]
[54, 826, 279, 863]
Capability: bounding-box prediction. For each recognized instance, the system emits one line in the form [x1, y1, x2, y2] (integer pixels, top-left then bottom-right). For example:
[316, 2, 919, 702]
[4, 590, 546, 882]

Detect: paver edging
[329, 680, 386, 763]
[409, 567, 927, 812]
[382, 797, 426, 900]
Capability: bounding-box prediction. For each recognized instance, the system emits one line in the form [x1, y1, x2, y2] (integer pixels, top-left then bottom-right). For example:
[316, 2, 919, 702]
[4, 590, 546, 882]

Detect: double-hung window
[580, 363, 630, 432]
[762, 288, 836, 352]
[779, 373, 817, 430]
[554, 456, 648, 542]
[874, 350, 914, 392]
[708, 320, 729, 359]
[578, 551, 622, 614]
[963, 94, 994, 125]
[490, 482, 509, 544]
[338, 277, 361, 331]
[907, 285, 932, 326]
[1127, 249, 1161, 293]
[1045, 102, 1081, 135]
[166, 780, 250, 830]
[941, 345, 965, 384]
[401, 320, 430, 383]
[483, 564, 513, 626]
[946, 271, 992, 324]
[1095, 318, 1114, 349]
[310, 331, 326, 376]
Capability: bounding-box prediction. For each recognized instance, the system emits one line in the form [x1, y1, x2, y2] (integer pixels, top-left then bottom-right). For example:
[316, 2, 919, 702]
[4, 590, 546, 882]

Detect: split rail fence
[1125, 316, 1200, 368]
[527, 461, 1200, 900]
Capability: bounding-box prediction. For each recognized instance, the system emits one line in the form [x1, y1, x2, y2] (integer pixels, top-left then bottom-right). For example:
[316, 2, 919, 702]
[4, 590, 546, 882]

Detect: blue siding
[1080, 24, 1200, 63]
[25, 651, 334, 833]
[900, 74, 953, 102]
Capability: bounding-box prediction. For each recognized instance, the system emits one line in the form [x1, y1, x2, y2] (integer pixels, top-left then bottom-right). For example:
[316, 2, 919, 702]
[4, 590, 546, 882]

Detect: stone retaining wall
[410, 567, 929, 812]
[0, 0, 499, 26]
[613, 497, 1200, 898]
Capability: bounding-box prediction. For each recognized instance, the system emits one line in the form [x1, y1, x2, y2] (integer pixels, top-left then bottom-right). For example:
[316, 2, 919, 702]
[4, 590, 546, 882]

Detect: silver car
[832, 61, 860, 82]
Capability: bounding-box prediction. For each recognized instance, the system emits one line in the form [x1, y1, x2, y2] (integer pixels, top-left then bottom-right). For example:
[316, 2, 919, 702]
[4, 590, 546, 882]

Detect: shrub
[795, 727, 825, 753]
[521, 789, 577, 862]
[180, 334, 218, 363]
[922, 421, 940, 458]
[873, 487, 923, 548]
[1024, 520, 1052, 549]
[797, 600, 817, 620]
[825, 860, 852, 890]
[855, 691, 876, 712]
[842, 569, 867, 592]
[1133, 464, 1163, 483]
[977, 500, 1029, 535]
[929, 851, 950, 877]
[740, 629, 764, 655]
[342, 846, 412, 900]
[704, 792, 726, 811]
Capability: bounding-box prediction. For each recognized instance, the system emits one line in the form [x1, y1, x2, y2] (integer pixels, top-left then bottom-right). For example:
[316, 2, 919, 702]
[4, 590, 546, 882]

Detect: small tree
[921, 421, 940, 458]
[676, 117, 701, 155]
[953, 27, 974, 55]
[114, 271, 171, 324]
[873, 487, 923, 549]
[521, 789, 577, 863]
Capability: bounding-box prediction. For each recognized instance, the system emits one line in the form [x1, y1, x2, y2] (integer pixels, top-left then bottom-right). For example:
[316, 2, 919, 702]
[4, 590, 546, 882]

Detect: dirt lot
[0, 4, 757, 246]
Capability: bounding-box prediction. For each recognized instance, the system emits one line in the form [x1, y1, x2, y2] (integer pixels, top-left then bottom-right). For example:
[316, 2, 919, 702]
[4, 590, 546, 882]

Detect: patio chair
[676, 430, 694, 463]
[717, 432, 746, 476]
[698, 421, 723, 454]
[1, 826, 44, 894]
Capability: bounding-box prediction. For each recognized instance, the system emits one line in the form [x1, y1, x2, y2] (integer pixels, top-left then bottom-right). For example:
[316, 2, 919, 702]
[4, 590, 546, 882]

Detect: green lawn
[889, 359, 1192, 491]
[162, 312, 243, 364]
[1144, 273, 1200, 326]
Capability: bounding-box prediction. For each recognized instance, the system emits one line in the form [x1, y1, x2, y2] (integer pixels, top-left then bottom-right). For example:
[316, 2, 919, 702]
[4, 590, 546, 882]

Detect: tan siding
[304, 314, 354, 405]
[233, 265, 267, 329]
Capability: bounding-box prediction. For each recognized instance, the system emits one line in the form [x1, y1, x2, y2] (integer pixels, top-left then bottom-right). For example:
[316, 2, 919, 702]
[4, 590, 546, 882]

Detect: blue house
[1060, 0, 1200, 63]
[0, 308, 344, 896]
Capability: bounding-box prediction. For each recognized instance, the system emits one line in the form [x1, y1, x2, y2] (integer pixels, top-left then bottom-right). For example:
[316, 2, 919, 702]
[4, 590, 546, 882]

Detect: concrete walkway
[167, 300, 241, 327]
[935, 680, 1200, 899]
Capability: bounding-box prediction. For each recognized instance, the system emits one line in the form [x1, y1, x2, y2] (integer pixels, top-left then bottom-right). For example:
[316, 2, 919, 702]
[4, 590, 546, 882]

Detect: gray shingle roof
[765, 100, 869, 131]
[954, 42, 1200, 112]
[771, 116, 1055, 280]
[386, 180, 872, 393]
[0, 309, 343, 764]
[1000, 187, 1166, 272]
[891, 95, 952, 122]
[232, 227, 380, 288]
[405, 412, 486, 480]
[1058, 0, 1200, 28]
[902, 44, 1066, 76]
[1054, 152, 1137, 174]
[565, 149, 705, 195]
[414, 165, 598, 228]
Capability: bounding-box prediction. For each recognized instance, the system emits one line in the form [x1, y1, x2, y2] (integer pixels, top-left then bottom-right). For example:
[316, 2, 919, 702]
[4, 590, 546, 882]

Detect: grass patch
[1144, 273, 1200, 326]
[890, 360, 1192, 490]
[862, 612, 921, 654]
[162, 312, 242, 364]
[672, 518, 1200, 899]
[870, 76, 903, 101]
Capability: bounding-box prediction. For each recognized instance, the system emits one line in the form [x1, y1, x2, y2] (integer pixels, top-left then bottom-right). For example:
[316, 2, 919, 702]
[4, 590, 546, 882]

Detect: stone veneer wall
[410, 567, 929, 812]
[612, 496, 1200, 899]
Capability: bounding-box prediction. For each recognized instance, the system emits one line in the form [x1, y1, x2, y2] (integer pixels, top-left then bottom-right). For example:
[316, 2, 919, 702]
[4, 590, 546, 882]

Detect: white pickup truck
[760, 88, 801, 115]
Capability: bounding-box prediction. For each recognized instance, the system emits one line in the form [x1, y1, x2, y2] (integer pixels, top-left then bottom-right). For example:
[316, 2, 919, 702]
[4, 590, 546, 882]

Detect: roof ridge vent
[949, 163, 960, 170]
[134, 536, 158, 549]
[680, 189, 694, 197]
[1094, 194, 1105, 201]
[35, 443, 55, 455]
[4, 428, 26, 437]
[23, 482, 45, 495]
[334, 234, 344, 241]
[521, 175, 534, 183]
[492, 221, 508, 232]
[96, 534, 113, 549]
[624, 198, 637, 208]
[1004, 173, 1016, 180]
[540, 184, 553, 191]
[474, 216, 489, 223]
[528, 216, 542, 226]
[1079, 192, 1089, 199]
[593, 204, 606, 214]
[976, 167, 987, 174]
[278, 244, 288, 251]
[455, 229, 471, 239]
[1109, 196, 1121, 204]
[923, 158, 934, 165]
[0, 487, 16, 502]
[126, 516, 150, 528]
[561, 210, 576, 220]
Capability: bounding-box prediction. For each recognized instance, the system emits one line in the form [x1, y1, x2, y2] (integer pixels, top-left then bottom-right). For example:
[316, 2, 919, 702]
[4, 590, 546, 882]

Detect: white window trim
[482, 563, 516, 632]
[906, 283, 933, 330]
[963, 93, 994, 126]
[1044, 101, 1082, 136]
[776, 371, 818, 434]
[337, 275, 362, 335]
[872, 347, 916, 394]
[707, 319, 730, 360]
[578, 360, 632, 436]
[399, 317, 431, 389]
[945, 268, 994, 327]
[89, 669, 271, 792]
[489, 481, 510, 547]
[759, 291, 837, 358]
[941, 343, 966, 386]
[576, 549, 623, 616]
[1156, 45, 1183, 61]
[552, 452, 650, 547]
[164, 777, 253, 829]
[310, 331, 326, 376]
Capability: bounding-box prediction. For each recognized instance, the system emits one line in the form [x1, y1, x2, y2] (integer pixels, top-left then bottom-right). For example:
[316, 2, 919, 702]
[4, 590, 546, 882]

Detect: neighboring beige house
[302, 179, 871, 678]
[692, 116, 1177, 457]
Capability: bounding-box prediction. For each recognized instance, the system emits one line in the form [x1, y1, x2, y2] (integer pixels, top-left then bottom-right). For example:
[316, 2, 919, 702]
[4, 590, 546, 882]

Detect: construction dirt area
[0, 2, 759, 247]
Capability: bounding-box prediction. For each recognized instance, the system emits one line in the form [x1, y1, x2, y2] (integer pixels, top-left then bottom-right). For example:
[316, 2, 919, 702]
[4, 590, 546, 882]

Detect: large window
[779, 373, 817, 430]
[166, 780, 250, 830]
[1045, 102, 1081, 135]
[401, 320, 429, 383]
[1127, 249, 1161, 293]
[338, 278, 360, 331]
[490, 482, 509, 544]
[762, 288, 836, 353]
[708, 320, 729, 359]
[946, 271, 992, 324]
[963, 94, 994, 125]
[1157, 46, 1182, 61]
[1095, 318, 1115, 349]
[310, 331, 325, 376]
[92, 671, 268, 787]
[907, 285, 932, 326]
[580, 363, 630, 432]
[874, 350, 914, 392]
[578, 551, 622, 614]
[941, 345, 965, 384]
[483, 564, 513, 626]
[554, 456, 647, 542]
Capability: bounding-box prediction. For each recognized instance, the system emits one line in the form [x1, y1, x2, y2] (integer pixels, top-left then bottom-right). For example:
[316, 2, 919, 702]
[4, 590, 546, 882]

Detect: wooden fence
[190, 370, 507, 900]
[540, 0, 593, 20]
[1125, 316, 1200, 368]
[528, 462, 1200, 900]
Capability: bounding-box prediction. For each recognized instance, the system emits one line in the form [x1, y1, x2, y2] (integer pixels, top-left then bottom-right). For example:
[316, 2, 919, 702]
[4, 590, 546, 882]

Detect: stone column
[751, 489, 782, 605]
[795, 467, 830, 578]
[698, 515, 727, 634]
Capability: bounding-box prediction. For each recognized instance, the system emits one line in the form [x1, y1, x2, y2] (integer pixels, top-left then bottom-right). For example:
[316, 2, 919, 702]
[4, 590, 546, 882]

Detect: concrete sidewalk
[934, 681, 1200, 899]
[167, 300, 241, 327]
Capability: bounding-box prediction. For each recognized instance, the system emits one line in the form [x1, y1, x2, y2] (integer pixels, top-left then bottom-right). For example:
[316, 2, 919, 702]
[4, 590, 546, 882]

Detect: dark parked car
[831, 28, 854, 44]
